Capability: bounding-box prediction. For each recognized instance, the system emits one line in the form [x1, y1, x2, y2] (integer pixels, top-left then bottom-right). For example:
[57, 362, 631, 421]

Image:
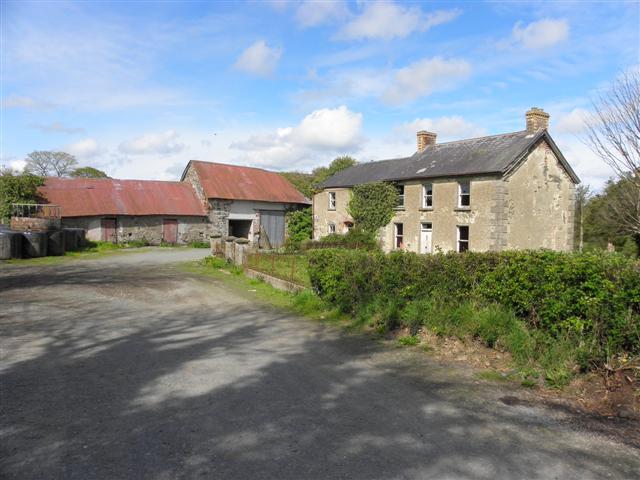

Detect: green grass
[475, 370, 512, 382]
[246, 253, 310, 287]
[397, 335, 420, 346]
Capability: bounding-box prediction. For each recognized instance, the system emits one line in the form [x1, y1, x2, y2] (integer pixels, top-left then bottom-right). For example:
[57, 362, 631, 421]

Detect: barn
[181, 161, 310, 248]
[39, 178, 210, 244]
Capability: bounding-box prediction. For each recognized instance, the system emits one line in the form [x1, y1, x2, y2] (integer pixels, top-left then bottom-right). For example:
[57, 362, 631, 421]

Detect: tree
[0, 170, 44, 221]
[280, 155, 357, 198]
[285, 207, 312, 250]
[584, 70, 640, 247]
[70, 166, 109, 178]
[574, 184, 591, 251]
[24, 151, 78, 177]
[348, 181, 398, 235]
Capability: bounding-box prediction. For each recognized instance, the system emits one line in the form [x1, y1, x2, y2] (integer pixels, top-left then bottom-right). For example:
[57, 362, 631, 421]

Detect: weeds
[398, 335, 420, 346]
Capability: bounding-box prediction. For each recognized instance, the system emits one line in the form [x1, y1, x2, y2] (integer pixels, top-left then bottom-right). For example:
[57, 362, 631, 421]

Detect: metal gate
[259, 210, 285, 248]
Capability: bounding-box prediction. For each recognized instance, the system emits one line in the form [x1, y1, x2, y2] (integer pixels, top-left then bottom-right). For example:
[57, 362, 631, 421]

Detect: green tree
[0, 170, 44, 221]
[348, 181, 398, 234]
[280, 156, 357, 198]
[24, 151, 78, 177]
[285, 207, 312, 250]
[70, 166, 109, 178]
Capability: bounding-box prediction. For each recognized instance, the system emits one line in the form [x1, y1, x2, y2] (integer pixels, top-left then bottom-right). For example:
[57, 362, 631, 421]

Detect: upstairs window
[396, 184, 405, 209]
[458, 181, 470, 207]
[423, 183, 433, 208]
[457, 225, 469, 252]
[328, 191, 336, 210]
[394, 223, 404, 249]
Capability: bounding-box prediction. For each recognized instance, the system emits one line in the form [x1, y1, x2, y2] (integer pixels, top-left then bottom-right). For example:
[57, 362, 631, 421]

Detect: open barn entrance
[228, 219, 252, 239]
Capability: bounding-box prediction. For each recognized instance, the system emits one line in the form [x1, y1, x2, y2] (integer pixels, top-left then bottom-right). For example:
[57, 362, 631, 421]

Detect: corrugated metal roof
[321, 130, 580, 188]
[187, 161, 310, 204]
[39, 178, 207, 217]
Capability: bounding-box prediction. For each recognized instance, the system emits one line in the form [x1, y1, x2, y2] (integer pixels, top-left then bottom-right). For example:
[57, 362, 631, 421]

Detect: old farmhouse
[313, 108, 580, 253]
[39, 161, 309, 246]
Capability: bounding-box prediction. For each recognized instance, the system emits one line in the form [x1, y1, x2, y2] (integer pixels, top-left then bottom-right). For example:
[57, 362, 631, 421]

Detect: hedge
[307, 249, 640, 365]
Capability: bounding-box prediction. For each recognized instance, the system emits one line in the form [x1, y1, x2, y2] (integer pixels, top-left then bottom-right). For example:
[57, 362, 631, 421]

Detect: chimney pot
[525, 107, 550, 133]
[417, 130, 437, 152]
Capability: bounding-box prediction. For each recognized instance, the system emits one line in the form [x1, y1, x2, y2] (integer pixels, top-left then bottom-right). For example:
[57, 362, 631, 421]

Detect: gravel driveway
[1, 249, 639, 479]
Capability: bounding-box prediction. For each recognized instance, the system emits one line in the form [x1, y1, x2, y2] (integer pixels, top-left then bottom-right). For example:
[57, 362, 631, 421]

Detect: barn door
[162, 219, 178, 244]
[101, 218, 117, 243]
[259, 210, 285, 248]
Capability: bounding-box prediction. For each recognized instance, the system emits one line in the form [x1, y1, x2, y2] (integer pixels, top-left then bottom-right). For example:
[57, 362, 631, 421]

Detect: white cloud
[67, 138, 101, 158]
[396, 116, 487, 142]
[119, 130, 185, 155]
[296, 0, 349, 27]
[554, 108, 590, 134]
[29, 122, 85, 134]
[10, 159, 27, 172]
[2, 94, 50, 109]
[234, 40, 282, 76]
[337, 2, 461, 40]
[230, 106, 363, 169]
[512, 19, 569, 49]
[382, 57, 471, 104]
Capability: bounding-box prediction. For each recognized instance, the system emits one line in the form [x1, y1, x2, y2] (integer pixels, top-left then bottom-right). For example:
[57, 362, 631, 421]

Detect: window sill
[419, 207, 433, 211]
[328, 208, 336, 211]
[454, 207, 471, 212]
[394, 207, 406, 211]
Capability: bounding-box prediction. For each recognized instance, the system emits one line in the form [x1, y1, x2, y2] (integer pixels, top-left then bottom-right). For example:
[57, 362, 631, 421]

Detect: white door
[420, 222, 432, 254]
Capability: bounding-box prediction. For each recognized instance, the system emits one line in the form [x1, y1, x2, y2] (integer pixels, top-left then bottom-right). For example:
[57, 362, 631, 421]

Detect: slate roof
[39, 178, 207, 217]
[321, 129, 580, 188]
[183, 160, 310, 204]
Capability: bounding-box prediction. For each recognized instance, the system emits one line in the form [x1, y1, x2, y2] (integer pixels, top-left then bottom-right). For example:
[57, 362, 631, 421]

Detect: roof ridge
[430, 129, 528, 147]
[191, 159, 274, 174]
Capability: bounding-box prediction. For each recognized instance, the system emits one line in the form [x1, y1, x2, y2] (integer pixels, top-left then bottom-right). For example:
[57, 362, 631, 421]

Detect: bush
[189, 241, 210, 248]
[307, 248, 640, 378]
[302, 228, 380, 252]
[285, 207, 312, 251]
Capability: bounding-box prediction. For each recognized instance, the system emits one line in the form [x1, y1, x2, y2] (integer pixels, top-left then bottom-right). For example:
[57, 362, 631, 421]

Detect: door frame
[420, 222, 433, 254]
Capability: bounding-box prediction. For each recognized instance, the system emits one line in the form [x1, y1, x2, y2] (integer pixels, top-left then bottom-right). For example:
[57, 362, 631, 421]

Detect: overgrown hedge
[307, 249, 640, 368]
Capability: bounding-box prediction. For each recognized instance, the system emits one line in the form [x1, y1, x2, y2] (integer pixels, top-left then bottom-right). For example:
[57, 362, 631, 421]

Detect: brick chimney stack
[417, 130, 437, 152]
[525, 107, 550, 133]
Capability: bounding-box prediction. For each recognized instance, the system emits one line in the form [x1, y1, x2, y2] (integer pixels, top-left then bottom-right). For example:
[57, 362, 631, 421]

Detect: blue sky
[1, 1, 639, 189]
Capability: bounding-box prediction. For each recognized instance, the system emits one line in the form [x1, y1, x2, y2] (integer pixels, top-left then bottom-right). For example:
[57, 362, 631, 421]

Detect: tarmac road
[1, 248, 638, 479]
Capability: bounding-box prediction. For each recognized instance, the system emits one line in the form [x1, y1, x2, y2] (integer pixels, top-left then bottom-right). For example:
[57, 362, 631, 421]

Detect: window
[344, 221, 354, 232]
[328, 223, 336, 234]
[328, 192, 336, 210]
[457, 225, 469, 252]
[422, 183, 433, 208]
[394, 223, 404, 249]
[395, 184, 405, 209]
[458, 181, 470, 207]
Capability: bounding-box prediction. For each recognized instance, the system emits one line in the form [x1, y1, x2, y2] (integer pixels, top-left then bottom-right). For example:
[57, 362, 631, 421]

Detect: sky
[1, 0, 639, 190]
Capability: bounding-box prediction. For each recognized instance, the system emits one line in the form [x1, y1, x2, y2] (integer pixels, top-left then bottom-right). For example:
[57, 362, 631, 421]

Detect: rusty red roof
[185, 161, 309, 204]
[39, 178, 207, 217]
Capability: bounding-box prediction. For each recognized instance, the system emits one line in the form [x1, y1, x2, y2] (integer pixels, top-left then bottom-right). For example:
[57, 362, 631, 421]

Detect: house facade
[313, 108, 580, 253]
[182, 161, 310, 248]
[39, 178, 210, 244]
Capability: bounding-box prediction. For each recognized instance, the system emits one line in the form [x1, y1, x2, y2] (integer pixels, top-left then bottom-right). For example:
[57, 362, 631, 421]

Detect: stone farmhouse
[313, 108, 580, 253]
[39, 161, 309, 246]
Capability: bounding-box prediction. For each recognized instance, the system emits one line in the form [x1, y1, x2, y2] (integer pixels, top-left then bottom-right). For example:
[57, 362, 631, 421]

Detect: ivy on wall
[348, 182, 398, 234]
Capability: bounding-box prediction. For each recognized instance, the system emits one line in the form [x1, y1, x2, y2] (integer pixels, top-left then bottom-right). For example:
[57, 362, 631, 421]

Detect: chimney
[525, 107, 550, 133]
[417, 130, 437, 152]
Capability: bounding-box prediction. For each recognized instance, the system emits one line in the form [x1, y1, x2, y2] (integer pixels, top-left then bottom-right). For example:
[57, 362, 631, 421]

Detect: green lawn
[246, 253, 310, 287]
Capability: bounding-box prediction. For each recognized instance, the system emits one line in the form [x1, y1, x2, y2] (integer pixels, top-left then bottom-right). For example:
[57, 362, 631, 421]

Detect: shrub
[188, 241, 210, 248]
[285, 207, 312, 251]
[307, 248, 640, 378]
[302, 228, 380, 251]
[348, 181, 398, 234]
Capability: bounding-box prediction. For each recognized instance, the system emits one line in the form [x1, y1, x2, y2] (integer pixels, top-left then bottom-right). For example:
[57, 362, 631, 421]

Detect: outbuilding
[181, 161, 310, 248]
[39, 178, 210, 244]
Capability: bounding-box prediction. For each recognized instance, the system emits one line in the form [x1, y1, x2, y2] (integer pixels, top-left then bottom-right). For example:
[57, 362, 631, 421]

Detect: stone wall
[10, 217, 61, 232]
[61, 216, 211, 245]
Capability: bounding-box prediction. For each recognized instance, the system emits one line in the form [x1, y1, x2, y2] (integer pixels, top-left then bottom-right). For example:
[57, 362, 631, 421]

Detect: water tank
[47, 230, 66, 256]
[22, 231, 48, 258]
[0, 231, 22, 260]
